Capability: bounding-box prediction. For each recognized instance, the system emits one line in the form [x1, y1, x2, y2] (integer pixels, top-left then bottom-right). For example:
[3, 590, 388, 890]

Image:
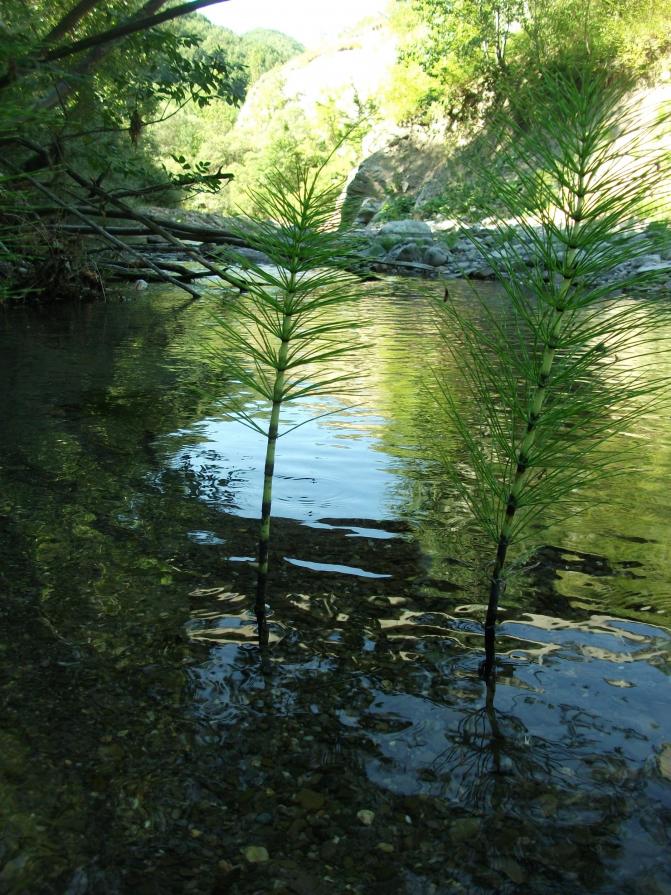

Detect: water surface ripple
[0, 282, 669, 894]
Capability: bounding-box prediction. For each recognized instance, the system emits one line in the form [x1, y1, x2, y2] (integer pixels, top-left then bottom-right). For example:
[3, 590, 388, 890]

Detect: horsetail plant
[436, 71, 671, 677]
[212, 158, 364, 651]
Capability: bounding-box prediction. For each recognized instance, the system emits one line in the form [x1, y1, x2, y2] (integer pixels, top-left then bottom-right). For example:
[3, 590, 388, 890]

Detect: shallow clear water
[0, 282, 670, 895]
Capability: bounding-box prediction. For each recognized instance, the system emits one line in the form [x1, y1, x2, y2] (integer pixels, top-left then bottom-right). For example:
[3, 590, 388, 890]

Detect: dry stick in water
[64, 166, 246, 291]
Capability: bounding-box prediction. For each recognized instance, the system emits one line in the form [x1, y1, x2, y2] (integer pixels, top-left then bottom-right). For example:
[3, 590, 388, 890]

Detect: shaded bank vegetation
[0, 1, 302, 301]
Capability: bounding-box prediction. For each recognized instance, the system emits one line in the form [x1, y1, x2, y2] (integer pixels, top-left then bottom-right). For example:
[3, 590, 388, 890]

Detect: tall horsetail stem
[211, 150, 364, 658]
[255, 331, 290, 647]
[482, 180, 586, 677]
[435, 73, 670, 679]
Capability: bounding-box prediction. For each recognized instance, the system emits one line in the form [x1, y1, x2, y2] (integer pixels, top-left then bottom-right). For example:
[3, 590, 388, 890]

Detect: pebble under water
[1, 281, 670, 895]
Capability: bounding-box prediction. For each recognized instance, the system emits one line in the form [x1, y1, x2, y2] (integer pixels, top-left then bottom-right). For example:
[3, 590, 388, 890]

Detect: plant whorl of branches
[435, 70, 671, 677]
[210, 157, 365, 650]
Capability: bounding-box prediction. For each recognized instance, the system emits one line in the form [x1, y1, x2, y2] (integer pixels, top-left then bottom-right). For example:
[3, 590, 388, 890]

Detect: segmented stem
[254, 331, 289, 649]
[481, 167, 587, 678]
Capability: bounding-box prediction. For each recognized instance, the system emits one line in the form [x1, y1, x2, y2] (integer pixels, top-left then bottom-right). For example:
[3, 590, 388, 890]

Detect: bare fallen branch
[6, 169, 201, 297]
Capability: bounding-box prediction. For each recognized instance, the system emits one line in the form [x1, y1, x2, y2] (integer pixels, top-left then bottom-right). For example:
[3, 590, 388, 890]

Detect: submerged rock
[379, 220, 433, 238]
[386, 242, 423, 263]
[296, 788, 326, 811]
[424, 245, 449, 266]
[450, 817, 481, 842]
[637, 259, 671, 273]
[243, 845, 269, 863]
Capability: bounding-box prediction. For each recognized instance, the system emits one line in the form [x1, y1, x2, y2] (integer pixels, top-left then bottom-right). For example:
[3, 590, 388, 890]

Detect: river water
[1, 281, 670, 894]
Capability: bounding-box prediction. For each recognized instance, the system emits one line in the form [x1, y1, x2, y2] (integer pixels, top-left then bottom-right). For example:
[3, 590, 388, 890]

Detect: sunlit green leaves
[400, 0, 671, 113]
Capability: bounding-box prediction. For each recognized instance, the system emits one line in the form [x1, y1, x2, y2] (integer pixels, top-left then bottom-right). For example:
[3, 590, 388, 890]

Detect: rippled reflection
[187, 568, 671, 894]
[0, 283, 670, 894]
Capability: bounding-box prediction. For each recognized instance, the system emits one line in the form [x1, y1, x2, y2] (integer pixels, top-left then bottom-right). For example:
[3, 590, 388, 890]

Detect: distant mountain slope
[236, 21, 397, 125]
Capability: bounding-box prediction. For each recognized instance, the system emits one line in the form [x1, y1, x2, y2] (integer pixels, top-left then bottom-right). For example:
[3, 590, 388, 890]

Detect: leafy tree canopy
[396, 0, 671, 115]
[0, 1, 302, 301]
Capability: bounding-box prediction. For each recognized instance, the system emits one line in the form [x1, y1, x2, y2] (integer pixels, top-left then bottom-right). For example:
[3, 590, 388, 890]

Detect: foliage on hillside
[162, 1, 671, 220]
[366, 0, 671, 222]
[0, 2, 304, 300]
[150, 22, 305, 209]
[151, 23, 385, 216]
[179, 70, 373, 215]
[397, 0, 671, 117]
[151, 16, 305, 145]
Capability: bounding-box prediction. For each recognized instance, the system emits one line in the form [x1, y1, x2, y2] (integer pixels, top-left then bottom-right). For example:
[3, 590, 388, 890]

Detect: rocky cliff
[223, 16, 671, 290]
[227, 15, 454, 221]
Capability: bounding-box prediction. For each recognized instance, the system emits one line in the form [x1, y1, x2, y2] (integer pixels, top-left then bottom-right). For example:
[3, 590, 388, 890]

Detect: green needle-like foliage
[435, 70, 671, 676]
[211, 158, 364, 649]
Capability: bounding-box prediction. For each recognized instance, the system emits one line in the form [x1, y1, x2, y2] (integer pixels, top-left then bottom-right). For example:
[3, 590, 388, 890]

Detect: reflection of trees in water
[366, 283, 671, 633]
[3, 290, 670, 893]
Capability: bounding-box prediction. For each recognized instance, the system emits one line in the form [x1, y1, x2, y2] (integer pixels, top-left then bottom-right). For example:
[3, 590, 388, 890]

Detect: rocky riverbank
[47, 202, 667, 297]
[349, 217, 671, 288]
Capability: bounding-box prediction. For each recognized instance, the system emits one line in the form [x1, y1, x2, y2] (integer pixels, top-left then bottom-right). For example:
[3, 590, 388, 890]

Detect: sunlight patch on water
[187, 529, 226, 545]
[304, 520, 401, 539]
[284, 556, 393, 578]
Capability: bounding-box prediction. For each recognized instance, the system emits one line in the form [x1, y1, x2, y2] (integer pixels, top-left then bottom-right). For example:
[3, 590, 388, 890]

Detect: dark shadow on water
[1, 292, 670, 894]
